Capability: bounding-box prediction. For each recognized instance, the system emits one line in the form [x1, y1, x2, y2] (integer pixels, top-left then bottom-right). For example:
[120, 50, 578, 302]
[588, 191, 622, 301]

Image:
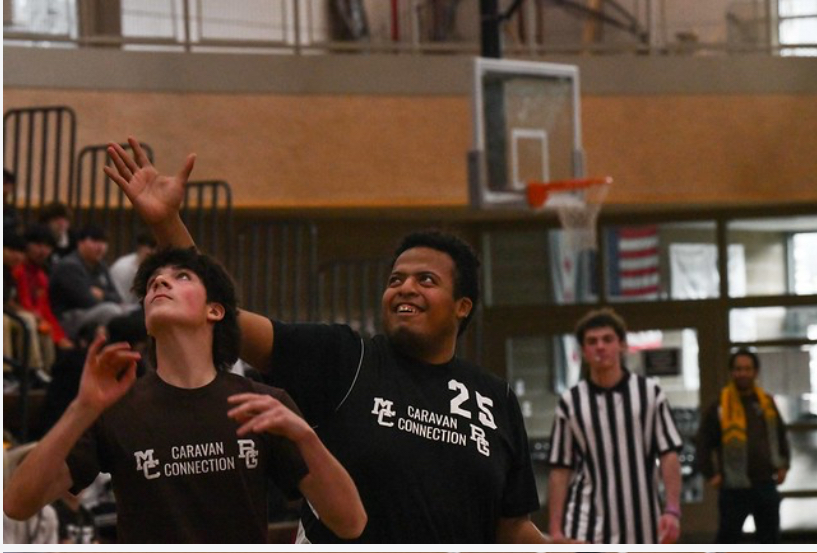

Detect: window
[779, 0, 817, 56]
[727, 215, 817, 297]
[730, 305, 817, 342]
[793, 232, 817, 294]
[121, 0, 180, 46]
[6, 0, 76, 38]
[121, 0, 295, 51]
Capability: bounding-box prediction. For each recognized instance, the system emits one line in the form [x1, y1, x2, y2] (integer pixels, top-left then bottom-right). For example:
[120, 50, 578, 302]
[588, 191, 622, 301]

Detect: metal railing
[74, 141, 154, 258]
[234, 221, 318, 321]
[3, 106, 77, 227]
[317, 258, 390, 337]
[3, 0, 815, 56]
[2, 104, 234, 266]
[182, 180, 234, 268]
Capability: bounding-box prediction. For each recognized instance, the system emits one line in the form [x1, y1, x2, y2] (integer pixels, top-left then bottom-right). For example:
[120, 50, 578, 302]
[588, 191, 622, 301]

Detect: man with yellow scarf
[696, 349, 790, 543]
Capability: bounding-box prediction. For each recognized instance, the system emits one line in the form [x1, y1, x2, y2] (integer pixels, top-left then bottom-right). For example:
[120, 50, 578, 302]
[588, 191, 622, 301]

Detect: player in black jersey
[102, 137, 572, 544]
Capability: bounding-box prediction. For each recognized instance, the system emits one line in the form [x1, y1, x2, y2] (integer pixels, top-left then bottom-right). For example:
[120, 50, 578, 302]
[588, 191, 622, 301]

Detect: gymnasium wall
[4, 47, 817, 211]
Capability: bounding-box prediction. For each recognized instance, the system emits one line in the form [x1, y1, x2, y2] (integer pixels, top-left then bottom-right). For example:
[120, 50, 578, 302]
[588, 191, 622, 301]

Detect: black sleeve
[772, 398, 791, 467]
[66, 420, 106, 494]
[267, 321, 363, 426]
[695, 401, 721, 479]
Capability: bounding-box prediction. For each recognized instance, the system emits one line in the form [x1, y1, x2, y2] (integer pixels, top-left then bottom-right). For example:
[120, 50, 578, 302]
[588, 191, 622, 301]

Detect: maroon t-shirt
[67, 370, 308, 543]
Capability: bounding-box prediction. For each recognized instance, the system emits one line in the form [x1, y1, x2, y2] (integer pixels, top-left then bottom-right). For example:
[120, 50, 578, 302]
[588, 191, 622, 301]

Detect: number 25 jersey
[268, 321, 540, 544]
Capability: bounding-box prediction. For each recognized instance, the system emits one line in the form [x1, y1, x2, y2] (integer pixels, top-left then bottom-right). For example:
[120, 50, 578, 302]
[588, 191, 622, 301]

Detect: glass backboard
[469, 57, 584, 210]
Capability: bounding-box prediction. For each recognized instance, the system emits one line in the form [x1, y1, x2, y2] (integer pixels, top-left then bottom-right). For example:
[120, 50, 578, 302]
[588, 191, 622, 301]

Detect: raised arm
[3, 335, 140, 520]
[104, 137, 196, 248]
[105, 137, 275, 371]
[237, 311, 275, 371]
[227, 393, 367, 539]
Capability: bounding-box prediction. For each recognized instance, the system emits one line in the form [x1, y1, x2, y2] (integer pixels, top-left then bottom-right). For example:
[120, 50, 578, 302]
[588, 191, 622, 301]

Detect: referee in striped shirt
[547, 308, 683, 544]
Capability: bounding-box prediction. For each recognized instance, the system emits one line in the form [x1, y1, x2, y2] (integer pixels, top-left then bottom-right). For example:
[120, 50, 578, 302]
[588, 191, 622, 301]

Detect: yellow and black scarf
[719, 382, 782, 488]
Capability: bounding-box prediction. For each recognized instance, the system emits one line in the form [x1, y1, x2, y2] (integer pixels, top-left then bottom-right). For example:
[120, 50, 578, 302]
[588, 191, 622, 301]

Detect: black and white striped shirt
[548, 369, 683, 544]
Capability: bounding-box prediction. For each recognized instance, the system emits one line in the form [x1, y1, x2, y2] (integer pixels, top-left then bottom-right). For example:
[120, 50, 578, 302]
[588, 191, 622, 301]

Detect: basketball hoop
[527, 176, 613, 251]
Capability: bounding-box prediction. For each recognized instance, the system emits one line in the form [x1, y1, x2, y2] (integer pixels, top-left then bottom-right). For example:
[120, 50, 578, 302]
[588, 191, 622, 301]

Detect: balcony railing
[3, 0, 816, 57]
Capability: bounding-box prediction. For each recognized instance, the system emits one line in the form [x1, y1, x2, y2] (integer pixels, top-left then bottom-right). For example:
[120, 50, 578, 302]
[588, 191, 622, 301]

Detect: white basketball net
[548, 181, 610, 252]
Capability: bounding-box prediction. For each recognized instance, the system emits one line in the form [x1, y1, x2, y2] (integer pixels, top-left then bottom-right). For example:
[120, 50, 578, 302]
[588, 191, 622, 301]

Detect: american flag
[607, 225, 660, 299]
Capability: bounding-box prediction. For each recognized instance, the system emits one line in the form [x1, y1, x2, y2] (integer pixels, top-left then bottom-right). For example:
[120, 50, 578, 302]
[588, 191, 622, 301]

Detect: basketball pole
[479, 0, 502, 58]
[479, 1, 532, 191]
[480, 0, 527, 58]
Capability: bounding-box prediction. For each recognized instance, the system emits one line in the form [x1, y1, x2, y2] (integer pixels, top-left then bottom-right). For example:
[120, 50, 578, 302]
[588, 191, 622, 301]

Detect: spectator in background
[39, 201, 77, 264]
[109, 231, 157, 306]
[4, 233, 49, 386]
[696, 348, 790, 543]
[3, 233, 26, 308]
[49, 225, 130, 339]
[13, 225, 74, 375]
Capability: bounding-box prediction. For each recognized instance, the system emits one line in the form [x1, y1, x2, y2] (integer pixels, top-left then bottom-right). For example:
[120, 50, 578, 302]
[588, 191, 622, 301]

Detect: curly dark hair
[391, 229, 480, 335]
[133, 247, 240, 371]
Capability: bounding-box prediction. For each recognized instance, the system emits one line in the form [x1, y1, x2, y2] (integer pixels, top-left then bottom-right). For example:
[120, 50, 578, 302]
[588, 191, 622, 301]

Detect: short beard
[386, 326, 432, 360]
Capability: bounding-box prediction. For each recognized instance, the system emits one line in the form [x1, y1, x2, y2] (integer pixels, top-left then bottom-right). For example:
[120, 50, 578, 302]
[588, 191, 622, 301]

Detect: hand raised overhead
[104, 137, 196, 228]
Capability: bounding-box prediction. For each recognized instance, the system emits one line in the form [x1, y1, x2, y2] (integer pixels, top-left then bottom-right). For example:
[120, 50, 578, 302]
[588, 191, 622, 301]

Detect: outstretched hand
[227, 393, 311, 443]
[76, 333, 141, 415]
[104, 137, 196, 227]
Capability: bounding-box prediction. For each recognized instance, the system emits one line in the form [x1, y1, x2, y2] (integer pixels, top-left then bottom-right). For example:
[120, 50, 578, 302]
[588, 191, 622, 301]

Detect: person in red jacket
[13, 225, 74, 373]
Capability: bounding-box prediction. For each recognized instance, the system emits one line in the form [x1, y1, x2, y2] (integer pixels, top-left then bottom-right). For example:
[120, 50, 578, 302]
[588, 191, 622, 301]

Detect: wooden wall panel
[4, 88, 816, 209]
[3, 89, 471, 209]
[584, 95, 817, 205]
